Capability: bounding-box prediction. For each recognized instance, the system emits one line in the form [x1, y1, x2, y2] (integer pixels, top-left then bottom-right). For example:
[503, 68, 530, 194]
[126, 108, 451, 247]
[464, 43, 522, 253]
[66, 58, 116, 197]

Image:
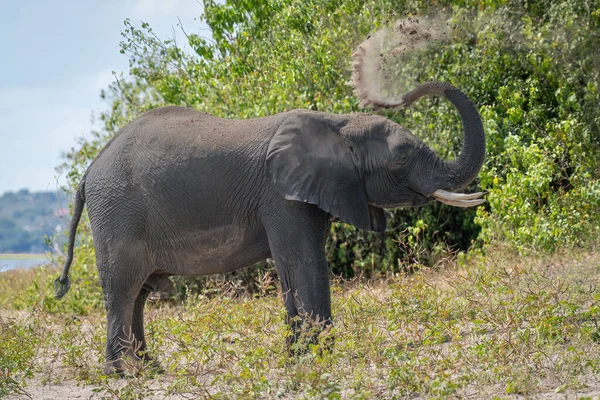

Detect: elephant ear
[266, 114, 384, 231]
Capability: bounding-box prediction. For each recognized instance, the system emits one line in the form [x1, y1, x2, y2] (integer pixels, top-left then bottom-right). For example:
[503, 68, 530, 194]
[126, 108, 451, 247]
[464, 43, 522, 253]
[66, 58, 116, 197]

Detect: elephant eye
[394, 149, 411, 166]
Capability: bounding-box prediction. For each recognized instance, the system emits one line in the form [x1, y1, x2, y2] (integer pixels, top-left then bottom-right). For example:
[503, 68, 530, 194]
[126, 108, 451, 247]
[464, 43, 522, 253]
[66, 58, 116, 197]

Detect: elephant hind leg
[97, 250, 151, 375]
[130, 276, 171, 373]
[131, 287, 151, 359]
[103, 290, 140, 375]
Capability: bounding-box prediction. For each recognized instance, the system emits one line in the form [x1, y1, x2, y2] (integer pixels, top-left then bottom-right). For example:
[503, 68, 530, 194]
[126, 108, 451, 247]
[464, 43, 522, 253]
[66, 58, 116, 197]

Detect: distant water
[0, 256, 50, 273]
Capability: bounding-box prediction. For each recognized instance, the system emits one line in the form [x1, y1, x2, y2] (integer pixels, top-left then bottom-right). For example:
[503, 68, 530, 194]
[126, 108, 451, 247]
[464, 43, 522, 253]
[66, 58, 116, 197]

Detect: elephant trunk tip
[54, 276, 71, 299]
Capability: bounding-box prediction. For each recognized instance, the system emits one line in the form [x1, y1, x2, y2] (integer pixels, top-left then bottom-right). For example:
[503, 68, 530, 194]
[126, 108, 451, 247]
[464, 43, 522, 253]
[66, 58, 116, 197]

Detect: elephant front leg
[264, 203, 333, 353]
[279, 259, 333, 353]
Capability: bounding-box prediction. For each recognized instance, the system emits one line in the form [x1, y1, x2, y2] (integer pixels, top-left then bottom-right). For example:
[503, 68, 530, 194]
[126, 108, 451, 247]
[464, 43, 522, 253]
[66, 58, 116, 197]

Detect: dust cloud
[350, 12, 465, 109]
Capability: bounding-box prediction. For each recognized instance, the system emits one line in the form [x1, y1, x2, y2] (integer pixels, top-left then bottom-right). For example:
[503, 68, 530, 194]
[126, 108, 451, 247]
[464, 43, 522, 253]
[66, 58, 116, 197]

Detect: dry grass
[1, 249, 600, 399]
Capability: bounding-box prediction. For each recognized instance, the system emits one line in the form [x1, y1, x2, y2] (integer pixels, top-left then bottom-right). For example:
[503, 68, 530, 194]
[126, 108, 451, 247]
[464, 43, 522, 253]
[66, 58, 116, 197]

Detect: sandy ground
[6, 377, 193, 400]
[4, 254, 600, 399]
[6, 379, 600, 399]
[7, 381, 101, 400]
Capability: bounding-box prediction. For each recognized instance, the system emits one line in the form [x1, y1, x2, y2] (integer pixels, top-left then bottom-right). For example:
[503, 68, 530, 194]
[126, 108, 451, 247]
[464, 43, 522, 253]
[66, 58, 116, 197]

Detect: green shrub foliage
[59, 0, 600, 283]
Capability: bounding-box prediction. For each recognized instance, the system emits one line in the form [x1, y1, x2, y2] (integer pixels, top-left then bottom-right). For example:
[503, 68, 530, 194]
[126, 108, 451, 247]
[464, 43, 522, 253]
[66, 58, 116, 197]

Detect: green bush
[0, 316, 40, 397]
[57, 0, 600, 285]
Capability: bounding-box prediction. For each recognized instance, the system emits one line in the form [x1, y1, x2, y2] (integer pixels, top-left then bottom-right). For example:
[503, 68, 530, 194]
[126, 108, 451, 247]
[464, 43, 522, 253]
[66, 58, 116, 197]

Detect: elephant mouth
[369, 188, 430, 208]
[431, 189, 486, 208]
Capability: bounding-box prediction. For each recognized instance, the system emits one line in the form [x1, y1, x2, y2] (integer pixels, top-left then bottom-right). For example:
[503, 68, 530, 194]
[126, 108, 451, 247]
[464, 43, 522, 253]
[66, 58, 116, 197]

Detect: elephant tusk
[432, 189, 486, 201]
[435, 197, 486, 208]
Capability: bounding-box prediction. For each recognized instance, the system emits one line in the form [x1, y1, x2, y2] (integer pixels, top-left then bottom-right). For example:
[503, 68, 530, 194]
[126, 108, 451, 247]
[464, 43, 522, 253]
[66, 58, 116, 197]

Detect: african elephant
[54, 80, 485, 375]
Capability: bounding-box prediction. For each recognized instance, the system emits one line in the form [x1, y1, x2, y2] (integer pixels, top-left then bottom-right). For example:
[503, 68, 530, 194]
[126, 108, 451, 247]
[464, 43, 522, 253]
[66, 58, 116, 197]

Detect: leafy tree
[59, 0, 600, 286]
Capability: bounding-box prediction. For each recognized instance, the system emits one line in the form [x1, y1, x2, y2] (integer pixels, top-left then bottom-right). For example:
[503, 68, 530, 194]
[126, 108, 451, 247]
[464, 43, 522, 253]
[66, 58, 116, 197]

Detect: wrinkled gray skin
[55, 81, 485, 375]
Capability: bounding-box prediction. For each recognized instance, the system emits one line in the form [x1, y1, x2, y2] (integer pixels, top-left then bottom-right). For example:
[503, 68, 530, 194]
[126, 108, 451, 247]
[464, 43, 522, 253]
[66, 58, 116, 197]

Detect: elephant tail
[54, 181, 86, 299]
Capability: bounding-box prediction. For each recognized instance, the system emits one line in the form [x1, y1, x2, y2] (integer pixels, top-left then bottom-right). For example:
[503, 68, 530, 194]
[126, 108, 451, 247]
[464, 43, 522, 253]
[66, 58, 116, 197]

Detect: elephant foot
[103, 355, 163, 377]
[287, 319, 335, 356]
[140, 354, 164, 375]
[103, 359, 125, 377]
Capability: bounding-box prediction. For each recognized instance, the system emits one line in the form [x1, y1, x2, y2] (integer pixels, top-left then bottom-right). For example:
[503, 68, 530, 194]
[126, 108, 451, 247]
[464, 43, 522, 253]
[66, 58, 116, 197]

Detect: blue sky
[0, 0, 207, 194]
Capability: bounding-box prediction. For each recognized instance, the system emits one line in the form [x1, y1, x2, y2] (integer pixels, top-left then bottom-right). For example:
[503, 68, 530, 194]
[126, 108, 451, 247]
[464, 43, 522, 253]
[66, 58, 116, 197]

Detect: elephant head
[265, 81, 485, 232]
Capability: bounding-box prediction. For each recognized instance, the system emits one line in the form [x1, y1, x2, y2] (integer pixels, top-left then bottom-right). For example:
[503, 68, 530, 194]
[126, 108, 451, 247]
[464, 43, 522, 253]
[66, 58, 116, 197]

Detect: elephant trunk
[437, 85, 485, 191]
[389, 82, 486, 192]
[350, 35, 485, 191]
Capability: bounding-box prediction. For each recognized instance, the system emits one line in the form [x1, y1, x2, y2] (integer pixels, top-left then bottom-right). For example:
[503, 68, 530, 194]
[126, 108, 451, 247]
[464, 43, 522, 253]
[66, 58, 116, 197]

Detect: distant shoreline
[0, 253, 47, 260]
[0, 254, 50, 272]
